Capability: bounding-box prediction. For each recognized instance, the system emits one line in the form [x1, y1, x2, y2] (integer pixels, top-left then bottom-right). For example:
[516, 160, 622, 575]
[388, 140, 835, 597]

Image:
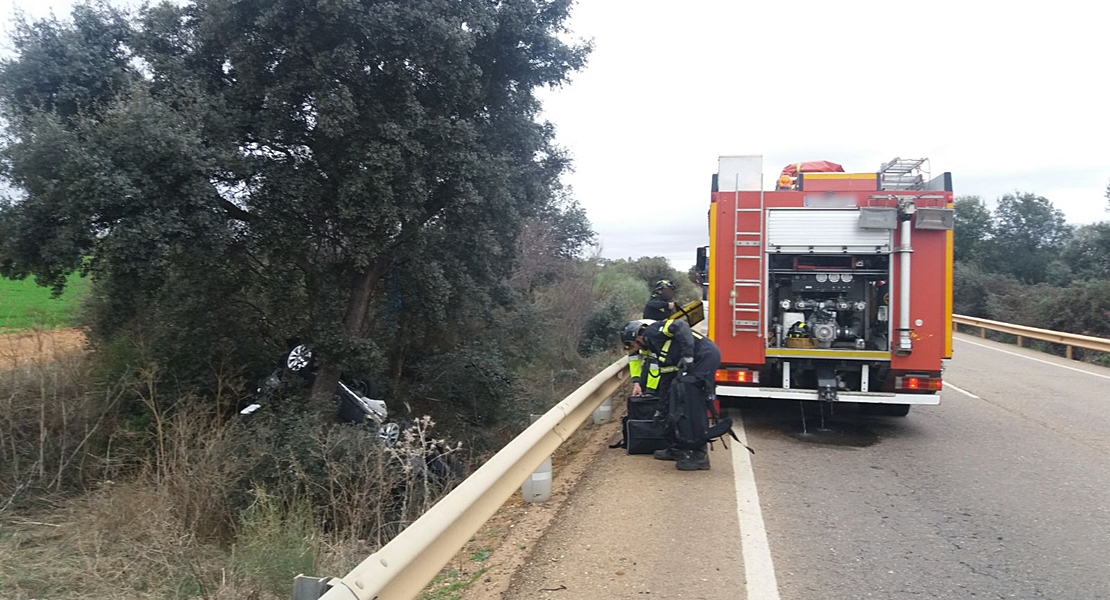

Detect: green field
[0, 273, 91, 331]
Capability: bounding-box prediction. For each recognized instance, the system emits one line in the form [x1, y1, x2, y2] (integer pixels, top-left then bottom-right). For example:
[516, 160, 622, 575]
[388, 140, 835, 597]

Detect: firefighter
[635, 280, 680, 397]
[642, 279, 678, 320]
[624, 319, 653, 397]
[621, 317, 722, 471]
[624, 319, 679, 405]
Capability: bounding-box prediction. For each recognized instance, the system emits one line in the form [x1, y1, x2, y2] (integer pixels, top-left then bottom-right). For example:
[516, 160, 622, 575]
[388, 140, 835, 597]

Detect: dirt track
[0, 328, 87, 369]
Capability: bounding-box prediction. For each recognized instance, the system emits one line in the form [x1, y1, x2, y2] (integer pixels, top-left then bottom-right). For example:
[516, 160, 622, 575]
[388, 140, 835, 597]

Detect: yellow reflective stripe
[629, 359, 642, 378]
[692, 331, 704, 340]
[661, 319, 675, 336]
[661, 340, 671, 357]
[647, 372, 661, 389]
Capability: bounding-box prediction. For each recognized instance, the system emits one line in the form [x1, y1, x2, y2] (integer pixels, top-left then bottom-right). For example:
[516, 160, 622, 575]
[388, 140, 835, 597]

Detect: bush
[578, 268, 651, 356]
[233, 489, 318, 597]
[953, 261, 1020, 318]
[593, 269, 649, 317]
[954, 261, 1110, 365]
[0, 377, 463, 598]
[0, 352, 124, 507]
[579, 296, 628, 356]
[599, 256, 701, 307]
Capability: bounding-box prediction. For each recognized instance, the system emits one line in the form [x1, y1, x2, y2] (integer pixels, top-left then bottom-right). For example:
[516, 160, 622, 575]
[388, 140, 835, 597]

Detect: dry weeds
[0, 327, 607, 600]
[0, 328, 88, 370]
[0, 366, 466, 599]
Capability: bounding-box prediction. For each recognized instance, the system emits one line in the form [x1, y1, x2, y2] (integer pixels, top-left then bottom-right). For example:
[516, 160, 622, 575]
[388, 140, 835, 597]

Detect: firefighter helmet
[620, 319, 655, 350]
[787, 321, 811, 338]
[654, 279, 676, 292]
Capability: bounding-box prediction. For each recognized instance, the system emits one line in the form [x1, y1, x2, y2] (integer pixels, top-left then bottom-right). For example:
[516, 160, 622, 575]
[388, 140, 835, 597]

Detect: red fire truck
[694, 156, 954, 416]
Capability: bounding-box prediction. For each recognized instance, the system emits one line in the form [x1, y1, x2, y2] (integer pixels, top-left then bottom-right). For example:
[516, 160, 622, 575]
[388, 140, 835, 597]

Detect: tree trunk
[309, 262, 385, 407]
[392, 336, 408, 388]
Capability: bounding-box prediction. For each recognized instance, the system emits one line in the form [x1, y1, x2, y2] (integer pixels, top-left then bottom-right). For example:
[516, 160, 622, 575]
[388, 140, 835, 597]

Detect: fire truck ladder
[732, 191, 764, 337]
[879, 157, 929, 191]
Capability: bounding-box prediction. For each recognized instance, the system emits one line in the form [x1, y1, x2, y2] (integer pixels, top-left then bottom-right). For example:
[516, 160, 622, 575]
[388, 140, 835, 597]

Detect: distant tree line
[954, 189, 1110, 363]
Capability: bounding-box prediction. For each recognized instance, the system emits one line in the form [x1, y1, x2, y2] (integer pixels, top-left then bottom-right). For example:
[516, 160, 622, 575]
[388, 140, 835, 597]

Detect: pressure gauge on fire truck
[780, 299, 792, 309]
[828, 273, 841, 283]
[815, 273, 828, 282]
[841, 273, 853, 282]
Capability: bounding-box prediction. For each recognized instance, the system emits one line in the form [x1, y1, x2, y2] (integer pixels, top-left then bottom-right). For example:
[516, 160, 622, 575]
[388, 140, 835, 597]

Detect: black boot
[653, 446, 687, 461]
[676, 449, 710, 471]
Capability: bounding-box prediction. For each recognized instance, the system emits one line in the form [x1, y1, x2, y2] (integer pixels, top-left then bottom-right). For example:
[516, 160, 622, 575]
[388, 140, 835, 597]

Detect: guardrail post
[592, 396, 613, 424]
[979, 326, 986, 339]
[521, 414, 553, 503]
[1016, 335, 1023, 347]
[293, 575, 333, 600]
[1066, 346, 1074, 360]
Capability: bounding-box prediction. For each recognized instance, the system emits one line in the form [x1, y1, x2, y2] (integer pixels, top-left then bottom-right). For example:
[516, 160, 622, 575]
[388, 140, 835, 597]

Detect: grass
[419, 568, 489, 600]
[233, 489, 319, 597]
[0, 272, 90, 331]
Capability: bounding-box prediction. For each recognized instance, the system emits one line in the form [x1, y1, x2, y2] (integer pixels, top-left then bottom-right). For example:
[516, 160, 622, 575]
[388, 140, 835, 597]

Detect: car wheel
[379, 422, 401, 447]
[286, 344, 312, 372]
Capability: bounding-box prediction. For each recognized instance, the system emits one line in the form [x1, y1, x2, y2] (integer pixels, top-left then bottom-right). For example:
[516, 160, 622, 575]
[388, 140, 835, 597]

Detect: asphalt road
[741, 332, 1110, 599]
[500, 429, 747, 600]
[499, 332, 1110, 599]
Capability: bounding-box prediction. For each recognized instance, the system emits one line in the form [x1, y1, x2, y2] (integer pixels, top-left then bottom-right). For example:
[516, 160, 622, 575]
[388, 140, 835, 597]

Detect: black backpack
[663, 376, 753, 455]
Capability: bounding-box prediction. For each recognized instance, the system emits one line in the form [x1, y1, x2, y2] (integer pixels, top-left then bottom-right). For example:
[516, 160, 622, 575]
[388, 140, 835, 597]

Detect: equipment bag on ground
[610, 395, 669, 454]
[625, 418, 669, 455]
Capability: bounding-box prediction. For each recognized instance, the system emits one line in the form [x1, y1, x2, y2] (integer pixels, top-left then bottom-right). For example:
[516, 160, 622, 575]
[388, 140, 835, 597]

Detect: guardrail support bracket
[293, 575, 333, 600]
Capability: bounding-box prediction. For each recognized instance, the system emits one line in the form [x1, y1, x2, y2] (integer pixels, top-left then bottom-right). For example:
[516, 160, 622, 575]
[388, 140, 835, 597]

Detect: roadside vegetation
[0, 4, 700, 597]
[0, 252, 691, 599]
[953, 189, 1110, 364]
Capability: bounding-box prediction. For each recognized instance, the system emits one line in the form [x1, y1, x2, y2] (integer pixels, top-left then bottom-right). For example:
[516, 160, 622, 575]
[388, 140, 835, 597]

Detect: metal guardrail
[953, 314, 1110, 359]
[309, 355, 630, 600]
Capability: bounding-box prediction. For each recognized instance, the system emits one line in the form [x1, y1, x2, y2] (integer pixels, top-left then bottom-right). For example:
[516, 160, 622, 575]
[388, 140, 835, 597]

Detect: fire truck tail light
[715, 369, 759, 384]
[895, 375, 942, 391]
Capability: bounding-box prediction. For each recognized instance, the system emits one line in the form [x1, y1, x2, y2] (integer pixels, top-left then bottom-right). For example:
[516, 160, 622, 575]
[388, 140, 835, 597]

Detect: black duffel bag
[610, 395, 670, 455]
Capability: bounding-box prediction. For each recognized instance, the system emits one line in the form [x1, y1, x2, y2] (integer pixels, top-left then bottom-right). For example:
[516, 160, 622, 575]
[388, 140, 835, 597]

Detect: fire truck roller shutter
[766, 209, 893, 254]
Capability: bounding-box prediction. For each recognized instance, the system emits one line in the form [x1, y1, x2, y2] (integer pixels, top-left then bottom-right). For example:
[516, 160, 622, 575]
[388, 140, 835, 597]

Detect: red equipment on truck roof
[777, 161, 845, 190]
[779, 160, 844, 178]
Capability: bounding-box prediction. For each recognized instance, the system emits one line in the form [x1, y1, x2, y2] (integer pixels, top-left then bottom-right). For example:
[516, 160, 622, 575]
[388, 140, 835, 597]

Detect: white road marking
[943, 381, 980, 399]
[955, 337, 1110, 382]
[731, 414, 781, 600]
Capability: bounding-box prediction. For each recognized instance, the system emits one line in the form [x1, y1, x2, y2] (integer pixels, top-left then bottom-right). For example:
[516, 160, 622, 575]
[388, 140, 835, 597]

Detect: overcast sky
[3, 0, 1107, 271]
[537, 0, 1110, 269]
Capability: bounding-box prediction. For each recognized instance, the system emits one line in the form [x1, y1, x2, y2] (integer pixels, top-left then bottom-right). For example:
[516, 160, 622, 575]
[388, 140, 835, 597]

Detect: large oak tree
[0, 0, 590, 402]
